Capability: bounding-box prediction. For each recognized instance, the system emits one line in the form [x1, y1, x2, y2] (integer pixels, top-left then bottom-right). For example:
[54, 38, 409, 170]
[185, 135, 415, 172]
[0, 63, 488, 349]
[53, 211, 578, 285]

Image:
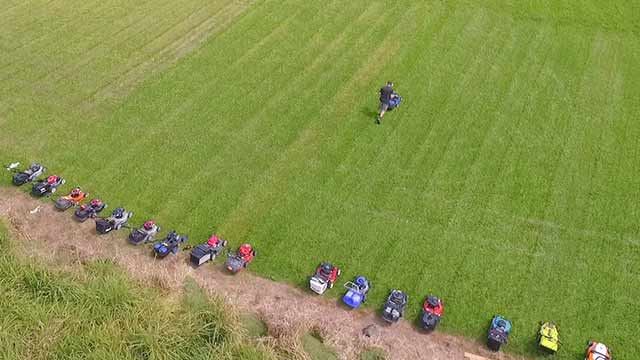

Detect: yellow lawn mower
[537, 321, 560, 354]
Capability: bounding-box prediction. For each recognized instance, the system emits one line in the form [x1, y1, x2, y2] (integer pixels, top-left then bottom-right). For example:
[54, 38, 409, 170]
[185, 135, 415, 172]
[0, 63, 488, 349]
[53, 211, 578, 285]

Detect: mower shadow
[182, 256, 234, 274]
[334, 297, 358, 312]
[411, 316, 435, 335]
[360, 106, 378, 121]
[370, 314, 400, 328]
[182, 255, 200, 270]
[332, 298, 393, 329]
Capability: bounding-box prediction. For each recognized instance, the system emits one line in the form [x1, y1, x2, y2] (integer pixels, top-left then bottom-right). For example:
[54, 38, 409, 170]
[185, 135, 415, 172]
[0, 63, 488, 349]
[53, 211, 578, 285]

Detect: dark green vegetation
[241, 314, 269, 339]
[0, 222, 274, 359]
[301, 331, 338, 360]
[359, 348, 386, 360]
[2, 1, 638, 358]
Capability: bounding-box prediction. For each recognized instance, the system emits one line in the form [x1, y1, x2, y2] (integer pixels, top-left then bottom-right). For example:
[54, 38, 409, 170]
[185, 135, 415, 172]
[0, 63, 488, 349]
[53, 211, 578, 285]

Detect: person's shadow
[360, 106, 378, 121]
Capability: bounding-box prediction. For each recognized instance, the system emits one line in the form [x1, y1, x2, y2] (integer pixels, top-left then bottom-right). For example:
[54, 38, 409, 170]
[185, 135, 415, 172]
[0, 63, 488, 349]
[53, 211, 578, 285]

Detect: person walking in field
[376, 81, 399, 124]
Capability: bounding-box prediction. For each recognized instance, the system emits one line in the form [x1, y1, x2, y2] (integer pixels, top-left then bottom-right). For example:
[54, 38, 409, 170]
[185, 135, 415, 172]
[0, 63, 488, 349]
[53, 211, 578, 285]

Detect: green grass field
[1, 1, 639, 358]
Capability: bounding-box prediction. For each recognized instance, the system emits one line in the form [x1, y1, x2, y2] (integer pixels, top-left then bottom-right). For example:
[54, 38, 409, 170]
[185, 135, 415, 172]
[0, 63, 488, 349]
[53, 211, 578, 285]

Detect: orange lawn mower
[585, 341, 612, 360]
[54, 187, 87, 211]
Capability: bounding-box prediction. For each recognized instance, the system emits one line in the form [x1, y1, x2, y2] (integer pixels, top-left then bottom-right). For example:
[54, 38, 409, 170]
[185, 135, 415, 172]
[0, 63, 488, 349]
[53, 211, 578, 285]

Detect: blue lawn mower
[387, 94, 402, 111]
[342, 276, 370, 309]
[488, 315, 512, 351]
[153, 231, 188, 258]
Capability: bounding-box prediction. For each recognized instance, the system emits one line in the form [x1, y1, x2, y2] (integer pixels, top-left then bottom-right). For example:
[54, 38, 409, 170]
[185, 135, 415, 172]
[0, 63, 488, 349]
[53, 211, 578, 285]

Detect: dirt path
[0, 187, 527, 360]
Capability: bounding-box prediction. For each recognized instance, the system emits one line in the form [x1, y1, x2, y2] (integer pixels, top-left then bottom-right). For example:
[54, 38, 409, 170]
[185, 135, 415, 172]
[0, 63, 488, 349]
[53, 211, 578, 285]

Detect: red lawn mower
[309, 262, 341, 295]
[420, 295, 444, 331]
[190, 234, 228, 267]
[225, 244, 256, 273]
[74, 198, 107, 222]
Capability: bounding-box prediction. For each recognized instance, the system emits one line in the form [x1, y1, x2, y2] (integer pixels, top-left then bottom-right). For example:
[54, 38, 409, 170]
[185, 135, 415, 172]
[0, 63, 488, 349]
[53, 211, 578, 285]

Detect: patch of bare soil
[0, 187, 527, 360]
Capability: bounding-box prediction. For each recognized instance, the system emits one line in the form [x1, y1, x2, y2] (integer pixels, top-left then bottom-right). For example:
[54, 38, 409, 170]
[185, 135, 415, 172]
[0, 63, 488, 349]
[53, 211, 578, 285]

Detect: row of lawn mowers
[8, 163, 256, 273]
[308, 268, 611, 359]
[305, 262, 578, 355]
[7, 163, 613, 359]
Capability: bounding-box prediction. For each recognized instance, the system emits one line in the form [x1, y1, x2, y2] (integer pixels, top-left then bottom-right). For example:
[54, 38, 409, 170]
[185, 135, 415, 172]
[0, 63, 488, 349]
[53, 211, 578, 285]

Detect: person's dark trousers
[376, 102, 389, 124]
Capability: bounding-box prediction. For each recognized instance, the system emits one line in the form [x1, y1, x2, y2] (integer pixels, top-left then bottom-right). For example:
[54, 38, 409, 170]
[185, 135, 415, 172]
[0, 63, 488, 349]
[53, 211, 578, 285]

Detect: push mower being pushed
[32, 175, 65, 197]
[382, 289, 408, 323]
[129, 220, 160, 245]
[153, 230, 188, 258]
[342, 276, 370, 309]
[74, 199, 107, 222]
[487, 315, 512, 351]
[225, 244, 256, 273]
[420, 295, 444, 331]
[387, 94, 402, 111]
[95, 207, 133, 234]
[12, 163, 45, 186]
[54, 187, 87, 210]
[309, 262, 341, 295]
[190, 234, 228, 267]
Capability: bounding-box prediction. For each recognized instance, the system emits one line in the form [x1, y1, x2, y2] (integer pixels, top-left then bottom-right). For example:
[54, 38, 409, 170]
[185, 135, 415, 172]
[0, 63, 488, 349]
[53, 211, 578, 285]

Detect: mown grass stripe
[159, 0, 387, 230]
[1, 0, 190, 84]
[0, 0, 142, 69]
[85, 4, 255, 108]
[220, 1, 410, 252]
[79, 0, 250, 108]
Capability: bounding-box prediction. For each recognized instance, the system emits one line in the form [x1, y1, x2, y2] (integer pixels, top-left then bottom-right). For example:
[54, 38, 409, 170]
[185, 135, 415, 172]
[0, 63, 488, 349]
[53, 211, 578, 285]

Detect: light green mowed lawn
[1, 1, 639, 358]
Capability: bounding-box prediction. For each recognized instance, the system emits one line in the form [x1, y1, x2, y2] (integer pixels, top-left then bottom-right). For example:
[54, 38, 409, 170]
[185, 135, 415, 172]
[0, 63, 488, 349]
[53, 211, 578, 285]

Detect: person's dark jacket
[380, 85, 394, 104]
